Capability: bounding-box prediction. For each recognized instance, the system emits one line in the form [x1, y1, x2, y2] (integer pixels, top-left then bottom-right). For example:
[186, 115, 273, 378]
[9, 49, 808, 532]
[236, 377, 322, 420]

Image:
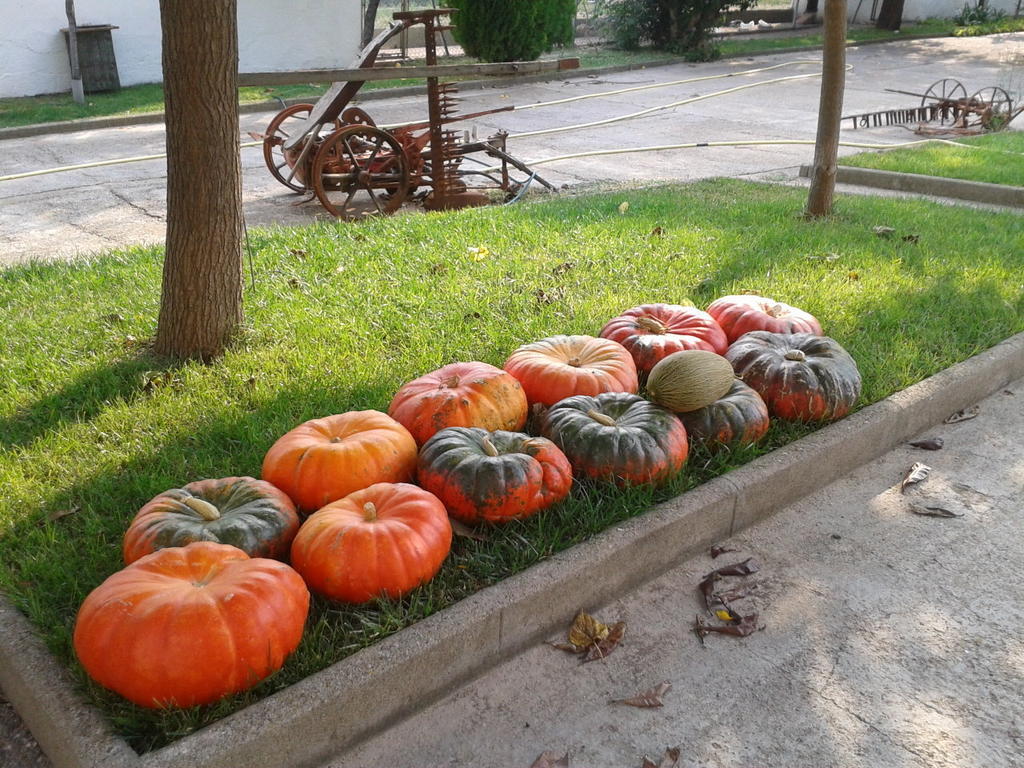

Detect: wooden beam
[241, 58, 580, 87]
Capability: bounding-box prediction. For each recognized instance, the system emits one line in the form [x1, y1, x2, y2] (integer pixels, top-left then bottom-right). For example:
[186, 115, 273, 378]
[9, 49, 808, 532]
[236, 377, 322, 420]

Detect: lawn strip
[1, 179, 1022, 750]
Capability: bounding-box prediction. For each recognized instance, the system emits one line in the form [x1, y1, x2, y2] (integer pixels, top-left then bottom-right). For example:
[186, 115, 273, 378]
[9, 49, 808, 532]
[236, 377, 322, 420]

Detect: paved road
[2, 33, 1022, 266]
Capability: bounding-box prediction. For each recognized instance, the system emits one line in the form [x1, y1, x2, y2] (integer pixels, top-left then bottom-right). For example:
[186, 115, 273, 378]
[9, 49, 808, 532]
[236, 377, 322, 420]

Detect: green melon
[646, 349, 735, 413]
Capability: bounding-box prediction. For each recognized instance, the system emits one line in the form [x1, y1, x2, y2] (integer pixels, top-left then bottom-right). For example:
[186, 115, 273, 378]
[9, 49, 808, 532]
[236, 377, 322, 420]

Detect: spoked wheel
[261, 104, 339, 192]
[968, 86, 1014, 130]
[922, 78, 967, 125]
[311, 125, 411, 220]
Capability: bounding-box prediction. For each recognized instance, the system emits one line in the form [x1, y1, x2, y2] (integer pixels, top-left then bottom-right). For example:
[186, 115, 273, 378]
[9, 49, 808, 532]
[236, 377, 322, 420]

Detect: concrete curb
[799, 164, 1024, 208]
[0, 33, 956, 143]
[3, 331, 1023, 768]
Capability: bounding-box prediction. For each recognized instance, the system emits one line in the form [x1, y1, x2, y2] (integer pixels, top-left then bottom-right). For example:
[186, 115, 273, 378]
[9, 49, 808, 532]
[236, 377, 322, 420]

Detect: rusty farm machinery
[254, 7, 577, 220]
[844, 78, 1020, 133]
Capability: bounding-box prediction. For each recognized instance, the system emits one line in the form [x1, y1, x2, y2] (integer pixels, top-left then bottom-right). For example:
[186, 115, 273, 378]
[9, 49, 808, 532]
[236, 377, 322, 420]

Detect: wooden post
[805, 0, 848, 218]
[65, 0, 85, 104]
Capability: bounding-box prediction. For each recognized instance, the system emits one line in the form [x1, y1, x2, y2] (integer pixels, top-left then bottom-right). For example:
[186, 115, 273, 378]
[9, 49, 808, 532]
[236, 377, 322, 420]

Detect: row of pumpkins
[73, 295, 862, 709]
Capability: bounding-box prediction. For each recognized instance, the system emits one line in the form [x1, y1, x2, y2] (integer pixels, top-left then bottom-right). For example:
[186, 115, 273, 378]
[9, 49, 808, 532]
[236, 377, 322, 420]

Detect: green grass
[839, 131, 1024, 187]
[717, 18, 956, 57]
[2, 179, 1023, 751]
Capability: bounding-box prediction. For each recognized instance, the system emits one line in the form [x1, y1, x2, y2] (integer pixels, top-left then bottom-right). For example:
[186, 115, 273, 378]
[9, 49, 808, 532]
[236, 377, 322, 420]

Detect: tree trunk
[875, 0, 905, 30]
[362, 0, 382, 48]
[805, 0, 847, 218]
[155, 0, 244, 361]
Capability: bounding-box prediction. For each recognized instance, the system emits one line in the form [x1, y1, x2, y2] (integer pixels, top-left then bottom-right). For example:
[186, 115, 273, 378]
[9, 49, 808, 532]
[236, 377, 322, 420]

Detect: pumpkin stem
[440, 375, 460, 389]
[184, 497, 221, 522]
[481, 437, 500, 457]
[362, 502, 378, 522]
[330, 436, 343, 443]
[566, 356, 582, 367]
[636, 316, 667, 334]
[784, 349, 807, 362]
[768, 303, 786, 318]
[587, 409, 618, 427]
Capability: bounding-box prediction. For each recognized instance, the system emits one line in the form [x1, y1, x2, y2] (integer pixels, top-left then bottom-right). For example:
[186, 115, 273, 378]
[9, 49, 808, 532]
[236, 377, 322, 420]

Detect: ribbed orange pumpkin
[73, 542, 309, 709]
[290, 483, 453, 603]
[503, 335, 638, 406]
[387, 361, 528, 445]
[707, 294, 822, 343]
[261, 411, 417, 513]
[599, 303, 728, 377]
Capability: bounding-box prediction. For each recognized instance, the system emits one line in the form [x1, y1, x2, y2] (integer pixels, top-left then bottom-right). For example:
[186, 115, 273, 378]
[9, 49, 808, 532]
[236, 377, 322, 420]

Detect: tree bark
[155, 0, 244, 361]
[875, 0, 905, 30]
[805, 0, 847, 219]
[362, 0, 382, 48]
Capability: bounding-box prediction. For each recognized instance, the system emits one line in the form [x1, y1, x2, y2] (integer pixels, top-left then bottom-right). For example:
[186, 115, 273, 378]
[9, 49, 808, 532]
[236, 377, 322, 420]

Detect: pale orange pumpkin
[503, 335, 638, 406]
[262, 411, 417, 512]
[388, 361, 528, 445]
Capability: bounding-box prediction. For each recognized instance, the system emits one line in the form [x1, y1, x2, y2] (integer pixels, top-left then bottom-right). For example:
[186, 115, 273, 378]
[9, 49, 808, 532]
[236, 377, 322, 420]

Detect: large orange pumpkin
[503, 335, 638, 407]
[387, 361, 528, 445]
[261, 411, 417, 512]
[707, 294, 822, 343]
[290, 482, 453, 603]
[73, 542, 309, 709]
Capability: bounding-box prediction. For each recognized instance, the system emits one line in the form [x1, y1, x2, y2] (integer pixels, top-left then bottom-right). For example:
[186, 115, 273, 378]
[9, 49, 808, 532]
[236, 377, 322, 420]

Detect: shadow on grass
[0, 353, 182, 452]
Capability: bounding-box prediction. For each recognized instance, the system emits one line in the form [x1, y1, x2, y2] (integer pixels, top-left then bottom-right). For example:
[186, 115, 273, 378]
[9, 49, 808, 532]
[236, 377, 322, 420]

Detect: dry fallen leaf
[699, 558, 760, 610]
[911, 505, 964, 518]
[449, 518, 488, 541]
[945, 405, 980, 424]
[618, 201, 630, 214]
[901, 233, 920, 244]
[900, 462, 931, 493]
[612, 681, 671, 708]
[641, 746, 681, 768]
[709, 544, 737, 558]
[872, 225, 896, 238]
[908, 437, 943, 450]
[584, 620, 625, 662]
[649, 226, 665, 237]
[43, 506, 81, 524]
[694, 612, 762, 639]
[569, 611, 609, 648]
[531, 751, 569, 768]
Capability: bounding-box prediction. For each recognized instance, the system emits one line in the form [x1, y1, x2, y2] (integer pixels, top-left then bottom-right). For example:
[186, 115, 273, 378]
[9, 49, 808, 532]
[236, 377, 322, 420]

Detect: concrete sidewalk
[329, 378, 1024, 768]
[2, 32, 1023, 265]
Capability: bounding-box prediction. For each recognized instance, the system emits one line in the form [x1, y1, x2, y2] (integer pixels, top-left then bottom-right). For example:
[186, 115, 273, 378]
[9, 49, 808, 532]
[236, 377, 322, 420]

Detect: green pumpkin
[122, 476, 300, 564]
[417, 427, 573, 524]
[538, 392, 688, 486]
[678, 379, 770, 450]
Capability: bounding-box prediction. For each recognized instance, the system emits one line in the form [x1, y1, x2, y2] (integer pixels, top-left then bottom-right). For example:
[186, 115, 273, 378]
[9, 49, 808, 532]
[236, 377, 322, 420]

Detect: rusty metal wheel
[261, 104, 339, 192]
[311, 125, 411, 220]
[341, 107, 377, 127]
[922, 79, 967, 125]
[968, 86, 1014, 130]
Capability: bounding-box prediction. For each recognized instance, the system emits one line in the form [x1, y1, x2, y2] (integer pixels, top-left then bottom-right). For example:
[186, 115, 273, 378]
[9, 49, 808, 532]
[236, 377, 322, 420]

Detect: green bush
[602, 0, 755, 59]
[449, 0, 576, 62]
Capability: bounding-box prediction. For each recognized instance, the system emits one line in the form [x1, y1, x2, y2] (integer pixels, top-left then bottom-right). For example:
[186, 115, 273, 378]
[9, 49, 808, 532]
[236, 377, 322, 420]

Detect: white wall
[848, 0, 1020, 22]
[0, 0, 361, 98]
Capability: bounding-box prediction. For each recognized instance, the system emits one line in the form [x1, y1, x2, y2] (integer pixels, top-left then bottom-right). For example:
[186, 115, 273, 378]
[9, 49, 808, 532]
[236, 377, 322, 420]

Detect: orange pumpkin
[262, 411, 417, 512]
[290, 483, 453, 603]
[707, 294, 822, 343]
[503, 335, 638, 407]
[387, 361, 528, 445]
[599, 303, 728, 378]
[73, 542, 309, 708]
